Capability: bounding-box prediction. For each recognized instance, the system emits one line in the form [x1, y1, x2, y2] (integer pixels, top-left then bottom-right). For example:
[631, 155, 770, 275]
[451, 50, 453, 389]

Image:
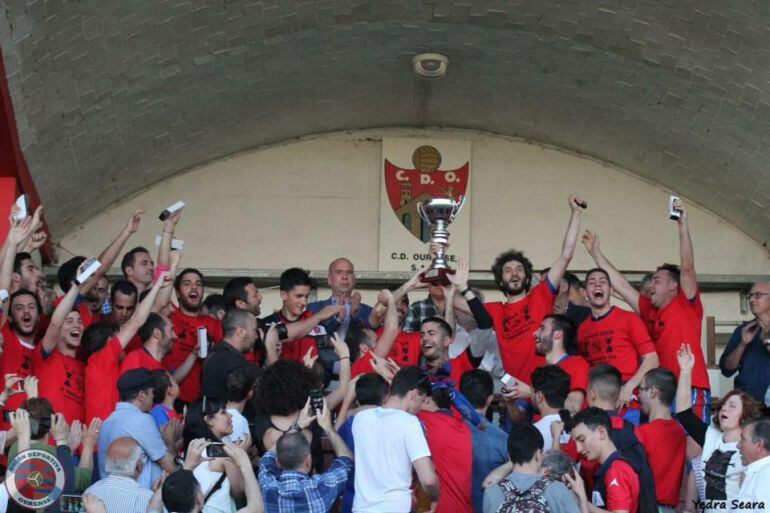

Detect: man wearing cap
[98, 368, 180, 488]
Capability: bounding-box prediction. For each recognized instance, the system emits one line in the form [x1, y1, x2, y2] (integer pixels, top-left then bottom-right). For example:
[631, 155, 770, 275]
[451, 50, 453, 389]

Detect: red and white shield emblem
[384, 145, 469, 242]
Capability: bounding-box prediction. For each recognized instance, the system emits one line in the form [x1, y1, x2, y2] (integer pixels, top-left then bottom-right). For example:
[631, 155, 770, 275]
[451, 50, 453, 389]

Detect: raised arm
[225, 444, 265, 513]
[369, 268, 427, 328]
[373, 290, 399, 358]
[158, 209, 182, 268]
[116, 272, 172, 347]
[324, 334, 351, 411]
[674, 199, 697, 300]
[92, 208, 145, 293]
[40, 283, 80, 353]
[0, 207, 42, 292]
[153, 251, 181, 313]
[317, 399, 353, 459]
[546, 194, 584, 288]
[582, 230, 640, 312]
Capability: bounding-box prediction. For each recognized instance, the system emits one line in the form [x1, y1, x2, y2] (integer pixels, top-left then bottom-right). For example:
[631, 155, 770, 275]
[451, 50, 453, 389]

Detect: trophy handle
[450, 195, 467, 221]
[417, 202, 431, 225]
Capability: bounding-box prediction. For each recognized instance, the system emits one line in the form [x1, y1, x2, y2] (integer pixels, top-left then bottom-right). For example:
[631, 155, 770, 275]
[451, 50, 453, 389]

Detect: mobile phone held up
[309, 389, 324, 415]
[207, 442, 227, 458]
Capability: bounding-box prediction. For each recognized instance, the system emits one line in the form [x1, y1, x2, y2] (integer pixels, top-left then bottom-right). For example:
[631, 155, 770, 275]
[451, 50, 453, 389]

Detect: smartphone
[198, 326, 208, 358]
[59, 494, 84, 513]
[159, 201, 185, 221]
[74, 258, 101, 286]
[207, 442, 227, 458]
[668, 195, 682, 221]
[309, 389, 324, 415]
[0, 289, 9, 304]
[13, 194, 29, 221]
[558, 409, 573, 433]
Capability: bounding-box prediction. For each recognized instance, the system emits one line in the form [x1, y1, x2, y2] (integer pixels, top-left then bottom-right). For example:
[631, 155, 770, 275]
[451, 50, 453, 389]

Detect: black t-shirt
[201, 340, 253, 401]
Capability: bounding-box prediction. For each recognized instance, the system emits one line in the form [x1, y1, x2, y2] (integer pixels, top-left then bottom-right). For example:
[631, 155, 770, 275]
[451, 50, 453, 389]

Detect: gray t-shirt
[483, 472, 580, 513]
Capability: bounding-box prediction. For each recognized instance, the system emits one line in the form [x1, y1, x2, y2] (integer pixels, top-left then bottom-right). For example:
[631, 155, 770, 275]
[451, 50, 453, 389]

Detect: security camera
[412, 53, 449, 78]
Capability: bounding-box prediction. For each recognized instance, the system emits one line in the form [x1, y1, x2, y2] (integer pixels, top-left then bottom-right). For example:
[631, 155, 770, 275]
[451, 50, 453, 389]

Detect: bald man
[85, 437, 153, 512]
[720, 282, 770, 402]
[307, 257, 376, 340]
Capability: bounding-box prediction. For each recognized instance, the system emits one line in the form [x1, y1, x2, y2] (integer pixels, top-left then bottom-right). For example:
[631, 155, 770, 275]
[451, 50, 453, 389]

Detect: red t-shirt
[417, 410, 473, 513]
[261, 311, 321, 364]
[351, 331, 422, 378]
[638, 288, 710, 389]
[557, 354, 590, 393]
[32, 345, 85, 423]
[603, 458, 640, 513]
[578, 307, 657, 382]
[485, 281, 555, 384]
[121, 347, 163, 374]
[84, 337, 123, 424]
[123, 334, 144, 355]
[0, 325, 36, 418]
[447, 351, 476, 386]
[162, 308, 222, 403]
[635, 418, 686, 507]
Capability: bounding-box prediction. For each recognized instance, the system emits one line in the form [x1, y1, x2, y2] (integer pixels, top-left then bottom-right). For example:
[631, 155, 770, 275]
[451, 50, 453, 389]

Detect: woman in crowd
[184, 397, 248, 513]
[675, 343, 762, 513]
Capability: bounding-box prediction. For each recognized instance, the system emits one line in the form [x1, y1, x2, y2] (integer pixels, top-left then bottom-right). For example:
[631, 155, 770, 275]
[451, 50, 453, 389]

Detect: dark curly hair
[491, 249, 533, 293]
[252, 360, 317, 416]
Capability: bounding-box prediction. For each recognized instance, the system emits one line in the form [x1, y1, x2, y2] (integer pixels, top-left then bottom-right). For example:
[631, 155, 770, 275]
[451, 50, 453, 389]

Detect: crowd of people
[0, 194, 768, 513]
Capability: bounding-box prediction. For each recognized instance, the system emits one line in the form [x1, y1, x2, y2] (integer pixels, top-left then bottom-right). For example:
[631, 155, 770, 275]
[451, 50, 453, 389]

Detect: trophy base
[421, 267, 455, 286]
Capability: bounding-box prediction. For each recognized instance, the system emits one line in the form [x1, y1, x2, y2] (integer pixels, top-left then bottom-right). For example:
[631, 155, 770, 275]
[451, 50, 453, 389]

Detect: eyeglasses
[745, 292, 770, 300]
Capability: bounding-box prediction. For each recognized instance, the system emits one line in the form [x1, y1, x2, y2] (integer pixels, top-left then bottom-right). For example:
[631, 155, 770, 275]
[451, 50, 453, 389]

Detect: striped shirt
[84, 475, 153, 513]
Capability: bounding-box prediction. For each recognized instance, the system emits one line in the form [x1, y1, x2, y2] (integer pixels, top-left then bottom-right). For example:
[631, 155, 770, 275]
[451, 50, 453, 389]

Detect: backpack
[605, 419, 658, 513]
[496, 477, 551, 513]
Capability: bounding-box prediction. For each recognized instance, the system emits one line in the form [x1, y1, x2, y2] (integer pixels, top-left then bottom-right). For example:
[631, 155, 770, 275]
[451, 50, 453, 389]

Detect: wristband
[460, 287, 473, 297]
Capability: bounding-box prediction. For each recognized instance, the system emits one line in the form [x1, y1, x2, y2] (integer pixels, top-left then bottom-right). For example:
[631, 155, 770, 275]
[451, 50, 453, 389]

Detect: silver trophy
[417, 196, 466, 285]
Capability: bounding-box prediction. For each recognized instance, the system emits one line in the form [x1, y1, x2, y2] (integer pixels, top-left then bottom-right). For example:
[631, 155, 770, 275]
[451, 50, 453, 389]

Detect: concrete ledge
[43, 267, 768, 292]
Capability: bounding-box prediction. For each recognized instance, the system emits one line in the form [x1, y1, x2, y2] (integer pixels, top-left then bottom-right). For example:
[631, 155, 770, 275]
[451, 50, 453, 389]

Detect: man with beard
[260, 267, 344, 363]
[0, 289, 41, 417]
[83, 276, 110, 319]
[201, 308, 260, 400]
[485, 194, 585, 388]
[582, 198, 711, 420]
[162, 268, 223, 403]
[121, 312, 178, 374]
[533, 314, 591, 414]
[578, 268, 659, 409]
[223, 277, 264, 363]
[419, 317, 477, 387]
[719, 282, 770, 403]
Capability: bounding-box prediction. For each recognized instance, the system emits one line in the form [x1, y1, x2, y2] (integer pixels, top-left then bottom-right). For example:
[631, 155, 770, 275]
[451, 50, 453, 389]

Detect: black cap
[118, 368, 155, 394]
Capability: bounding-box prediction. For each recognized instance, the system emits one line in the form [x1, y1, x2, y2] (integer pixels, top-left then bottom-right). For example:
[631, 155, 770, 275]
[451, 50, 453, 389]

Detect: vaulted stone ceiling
[1, 1, 769, 245]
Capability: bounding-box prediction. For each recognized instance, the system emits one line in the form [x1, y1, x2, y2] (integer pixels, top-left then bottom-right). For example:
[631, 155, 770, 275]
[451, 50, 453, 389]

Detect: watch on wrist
[460, 287, 472, 297]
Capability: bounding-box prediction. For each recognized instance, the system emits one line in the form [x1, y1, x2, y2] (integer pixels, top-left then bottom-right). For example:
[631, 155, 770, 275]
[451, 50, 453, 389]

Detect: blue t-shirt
[468, 420, 509, 513]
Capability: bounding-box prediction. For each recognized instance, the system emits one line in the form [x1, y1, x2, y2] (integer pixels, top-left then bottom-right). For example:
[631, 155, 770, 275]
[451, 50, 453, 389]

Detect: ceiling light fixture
[412, 53, 449, 78]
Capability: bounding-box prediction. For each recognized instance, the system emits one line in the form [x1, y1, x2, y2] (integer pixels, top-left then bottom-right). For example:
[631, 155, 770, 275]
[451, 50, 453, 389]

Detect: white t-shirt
[194, 460, 234, 513]
[700, 425, 744, 513]
[352, 407, 431, 513]
[222, 408, 249, 443]
[533, 413, 569, 451]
